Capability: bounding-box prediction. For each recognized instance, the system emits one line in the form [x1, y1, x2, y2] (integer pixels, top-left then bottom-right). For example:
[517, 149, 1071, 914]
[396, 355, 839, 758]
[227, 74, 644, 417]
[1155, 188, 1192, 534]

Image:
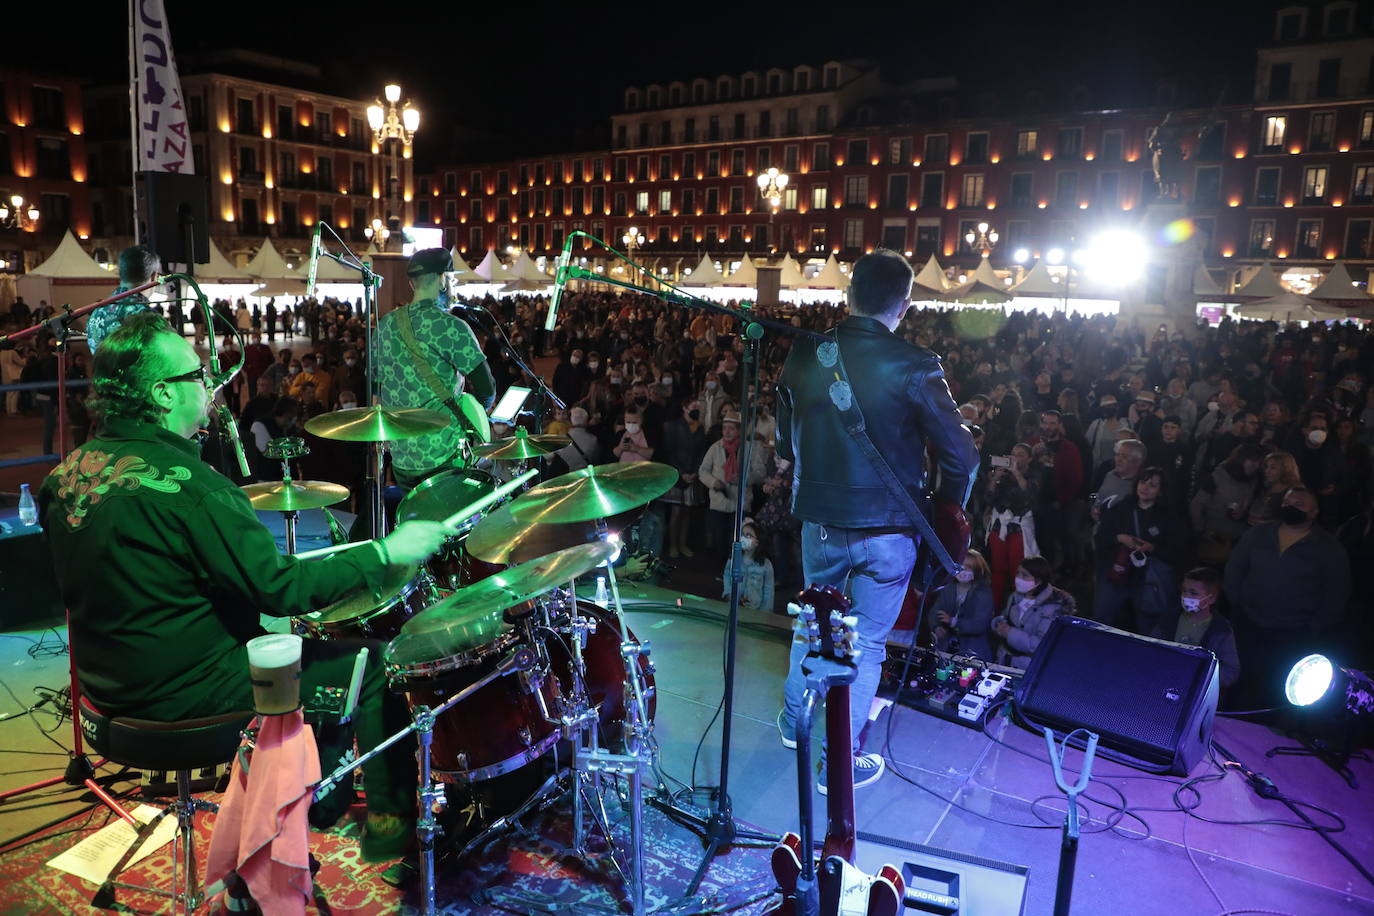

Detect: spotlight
[1013, 248, 1030, 264]
[1285, 654, 1374, 718]
[1082, 229, 1148, 285]
[1046, 247, 1065, 265]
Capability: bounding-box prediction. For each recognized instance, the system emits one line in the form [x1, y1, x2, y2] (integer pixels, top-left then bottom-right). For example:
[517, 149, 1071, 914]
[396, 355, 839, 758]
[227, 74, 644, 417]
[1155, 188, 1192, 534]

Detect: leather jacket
[776, 316, 978, 528]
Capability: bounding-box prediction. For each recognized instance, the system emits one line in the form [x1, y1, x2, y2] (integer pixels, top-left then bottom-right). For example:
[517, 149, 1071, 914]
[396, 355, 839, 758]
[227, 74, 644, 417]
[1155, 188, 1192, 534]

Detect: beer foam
[247, 634, 302, 668]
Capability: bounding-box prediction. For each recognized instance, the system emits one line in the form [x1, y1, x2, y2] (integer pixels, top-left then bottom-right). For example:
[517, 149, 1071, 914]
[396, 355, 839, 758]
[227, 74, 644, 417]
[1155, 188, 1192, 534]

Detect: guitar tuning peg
[841, 615, 858, 629]
[786, 603, 803, 618]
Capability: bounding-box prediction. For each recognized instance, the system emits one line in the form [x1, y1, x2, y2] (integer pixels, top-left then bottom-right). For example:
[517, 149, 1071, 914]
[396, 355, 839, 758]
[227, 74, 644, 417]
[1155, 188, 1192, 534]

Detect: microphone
[544, 234, 575, 332]
[216, 403, 252, 479]
[305, 222, 323, 298]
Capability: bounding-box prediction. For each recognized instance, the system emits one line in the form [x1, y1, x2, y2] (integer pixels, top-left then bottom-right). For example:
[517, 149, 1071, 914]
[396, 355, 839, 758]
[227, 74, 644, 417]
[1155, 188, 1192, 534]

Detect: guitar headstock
[787, 585, 859, 665]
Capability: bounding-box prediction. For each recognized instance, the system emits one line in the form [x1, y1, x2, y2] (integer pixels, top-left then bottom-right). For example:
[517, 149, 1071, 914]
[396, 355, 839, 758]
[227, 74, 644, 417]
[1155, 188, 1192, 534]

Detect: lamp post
[965, 221, 999, 258]
[363, 217, 390, 247]
[755, 167, 789, 257]
[366, 83, 419, 247]
[0, 194, 40, 231]
[623, 225, 644, 284]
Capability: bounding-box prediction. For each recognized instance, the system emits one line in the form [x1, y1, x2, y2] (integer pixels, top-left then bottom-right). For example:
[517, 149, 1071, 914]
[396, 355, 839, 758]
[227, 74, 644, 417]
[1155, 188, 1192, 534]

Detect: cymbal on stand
[304, 405, 451, 442]
[504, 461, 679, 525]
[240, 480, 350, 511]
[473, 428, 572, 460]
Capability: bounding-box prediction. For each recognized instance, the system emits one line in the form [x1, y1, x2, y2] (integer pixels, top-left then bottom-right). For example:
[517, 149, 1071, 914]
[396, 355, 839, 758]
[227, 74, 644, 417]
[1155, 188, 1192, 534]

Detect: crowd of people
[9, 270, 1374, 710]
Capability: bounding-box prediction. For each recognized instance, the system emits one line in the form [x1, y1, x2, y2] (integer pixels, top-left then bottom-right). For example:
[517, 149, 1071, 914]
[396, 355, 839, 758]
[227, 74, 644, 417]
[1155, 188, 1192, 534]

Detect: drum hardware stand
[264, 437, 309, 554]
[310, 646, 536, 916]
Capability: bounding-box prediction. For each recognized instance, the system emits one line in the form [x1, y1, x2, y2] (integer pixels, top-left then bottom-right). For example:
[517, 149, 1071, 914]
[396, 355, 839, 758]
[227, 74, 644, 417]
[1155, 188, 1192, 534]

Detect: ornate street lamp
[965, 221, 999, 258]
[755, 167, 789, 256]
[363, 217, 390, 246]
[0, 194, 40, 231]
[622, 225, 645, 283]
[366, 83, 419, 245]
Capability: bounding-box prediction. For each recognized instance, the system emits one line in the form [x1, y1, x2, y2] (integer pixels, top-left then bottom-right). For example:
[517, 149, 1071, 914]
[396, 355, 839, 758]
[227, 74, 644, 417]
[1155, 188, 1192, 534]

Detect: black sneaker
[817, 753, 885, 795]
[777, 710, 797, 750]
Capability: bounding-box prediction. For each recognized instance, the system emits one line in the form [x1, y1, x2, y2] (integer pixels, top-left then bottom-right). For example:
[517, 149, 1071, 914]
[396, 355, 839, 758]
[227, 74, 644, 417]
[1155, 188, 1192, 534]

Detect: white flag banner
[134, 0, 192, 173]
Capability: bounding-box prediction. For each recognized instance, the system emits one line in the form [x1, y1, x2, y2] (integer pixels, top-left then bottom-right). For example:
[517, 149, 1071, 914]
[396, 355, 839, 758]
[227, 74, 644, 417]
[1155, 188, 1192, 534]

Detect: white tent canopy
[199, 239, 255, 282]
[724, 254, 758, 286]
[944, 257, 1011, 305]
[912, 254, 947, 296]
[1309, 261, 1370, 307]
[244, 239, 304, 281]
[507, 250, 551, 285]
[448, 248, 479, 282]
[680, 253, 726, 286]
[804, 253, 849, 290]
[472, 249, 515, 282]
[1233, 263, 1286, 299]
[1233, 291, 1345, 322]
[1192, 263, 1224, 297]
[778, 254, 805, 289]
[28, 231, 112, 279]
[1009, 260, 1062, 297]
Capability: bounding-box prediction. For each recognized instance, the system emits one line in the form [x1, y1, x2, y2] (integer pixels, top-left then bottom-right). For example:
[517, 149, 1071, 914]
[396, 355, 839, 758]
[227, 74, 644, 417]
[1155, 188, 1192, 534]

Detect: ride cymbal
[504, 461, 678, 525]
[304, 405, 451, 442]
[472, 429, 571, 460]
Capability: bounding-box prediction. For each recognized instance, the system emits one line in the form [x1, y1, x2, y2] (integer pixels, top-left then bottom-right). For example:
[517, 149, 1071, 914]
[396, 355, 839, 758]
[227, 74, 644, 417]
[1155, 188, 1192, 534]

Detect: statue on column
[1146, 112, 1187, 201]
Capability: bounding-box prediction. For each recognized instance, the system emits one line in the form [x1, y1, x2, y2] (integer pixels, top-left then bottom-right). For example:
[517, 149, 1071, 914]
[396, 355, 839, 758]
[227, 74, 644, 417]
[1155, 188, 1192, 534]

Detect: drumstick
[292, 469, 537, 561]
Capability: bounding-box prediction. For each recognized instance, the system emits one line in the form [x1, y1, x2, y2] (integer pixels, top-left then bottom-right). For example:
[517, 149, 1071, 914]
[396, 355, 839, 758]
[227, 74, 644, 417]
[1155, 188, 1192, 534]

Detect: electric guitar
[767, 586, 906, 916]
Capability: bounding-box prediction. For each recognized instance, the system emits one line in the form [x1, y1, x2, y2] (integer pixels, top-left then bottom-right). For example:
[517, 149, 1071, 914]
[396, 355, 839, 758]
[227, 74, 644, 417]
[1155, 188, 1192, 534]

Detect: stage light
[1046, 247, 1065, 265]
[1285, 654, 1374, 717]
[1013, 248, 1030, 264]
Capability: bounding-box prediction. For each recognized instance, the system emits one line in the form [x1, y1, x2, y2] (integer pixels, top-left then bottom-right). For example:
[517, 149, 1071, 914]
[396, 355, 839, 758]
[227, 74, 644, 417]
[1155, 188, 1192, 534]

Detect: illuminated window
[843, 218, 864, 250]
[889, 137, 911, 165]
[1302, 166, 1329, 203]
[659, 189, 672, 211]
[1296, 219, 1322, 257]
[812, 185, 829, 209]
[1015, 130, 1038, 159]
[961, 174, 985, 208]
[783, 187, 798, 211]
[843, 175, 867, 206]
[1360, 111, 1374, 149]
[636, 190, 650, 213]
[1353, 165, 1374, 204]
[1248, 219, 1275, 256]
[1262, 116, 1287, 152]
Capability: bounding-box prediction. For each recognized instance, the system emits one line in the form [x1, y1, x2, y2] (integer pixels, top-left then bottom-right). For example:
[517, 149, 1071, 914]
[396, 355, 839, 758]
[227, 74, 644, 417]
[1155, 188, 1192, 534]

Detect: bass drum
[545, 601, 656, 749]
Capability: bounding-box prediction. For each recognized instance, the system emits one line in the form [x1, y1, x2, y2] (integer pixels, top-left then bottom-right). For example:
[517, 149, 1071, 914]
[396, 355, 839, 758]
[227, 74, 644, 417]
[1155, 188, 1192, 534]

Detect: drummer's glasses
[161, 364, 210, 387]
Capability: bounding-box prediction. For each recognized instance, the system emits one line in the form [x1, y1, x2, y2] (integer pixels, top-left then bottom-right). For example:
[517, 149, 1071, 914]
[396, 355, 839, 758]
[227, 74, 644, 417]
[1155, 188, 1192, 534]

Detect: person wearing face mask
[1225, 487, 1350, 705]
[1286, 411, 1345, 525]
[375, 248, 496, 489]
[584, 351, 604, 383]
[698, 411, 768, 556]
[613, 409, 654, 463]
[1093, 467, 1183, 634]
[1190, 443, 1263, 565]
[331, 347, 366, 407]
[991, 555, 1076, 668]
[722, 520, 775, 611]
[552, 348, 589, 405]
[926, 549, 995, 659]
[1150, 567, 1240, 690]
[1084, 395, 1130, 469]
[699, 372, 726, 430]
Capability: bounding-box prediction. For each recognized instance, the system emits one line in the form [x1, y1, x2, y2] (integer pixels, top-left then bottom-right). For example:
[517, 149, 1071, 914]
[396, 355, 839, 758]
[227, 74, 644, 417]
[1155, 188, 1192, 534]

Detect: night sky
[17, 0, 1266, 161]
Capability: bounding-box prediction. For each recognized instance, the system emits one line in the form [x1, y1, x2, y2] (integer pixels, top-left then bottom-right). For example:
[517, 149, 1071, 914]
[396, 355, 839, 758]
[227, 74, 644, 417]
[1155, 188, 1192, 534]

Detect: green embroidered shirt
[39, 420, 388, 720]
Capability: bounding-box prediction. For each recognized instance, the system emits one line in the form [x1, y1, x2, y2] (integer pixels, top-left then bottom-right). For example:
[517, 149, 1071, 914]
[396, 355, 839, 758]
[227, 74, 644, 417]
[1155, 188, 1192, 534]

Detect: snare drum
[385, 626, 562, 784]
[296, 565, 437, 641]
[396, 469, 504, 589]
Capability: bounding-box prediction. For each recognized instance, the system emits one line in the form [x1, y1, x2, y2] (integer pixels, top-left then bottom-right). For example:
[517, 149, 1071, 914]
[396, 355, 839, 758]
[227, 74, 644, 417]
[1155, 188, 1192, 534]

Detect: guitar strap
[819, 329, 958, 576]
[393, 304, 482, 445]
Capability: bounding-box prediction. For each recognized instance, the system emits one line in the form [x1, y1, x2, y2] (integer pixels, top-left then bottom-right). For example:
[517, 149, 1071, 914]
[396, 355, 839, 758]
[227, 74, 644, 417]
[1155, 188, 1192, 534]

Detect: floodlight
[1285, 654, 1374, 717]
[1083, 229, 1148, 284]
[1013, 248, 1030, 264]
[1046, 247, 1065, 265]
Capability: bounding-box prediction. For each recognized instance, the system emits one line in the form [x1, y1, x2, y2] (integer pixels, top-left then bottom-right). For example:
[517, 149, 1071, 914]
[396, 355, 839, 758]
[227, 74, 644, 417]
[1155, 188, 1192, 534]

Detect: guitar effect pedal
[957, 693, 989, 722]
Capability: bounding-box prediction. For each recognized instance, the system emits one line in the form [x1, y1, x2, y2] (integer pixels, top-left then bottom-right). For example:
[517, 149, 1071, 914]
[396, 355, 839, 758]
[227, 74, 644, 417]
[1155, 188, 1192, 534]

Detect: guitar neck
[821, 682, 856, 863]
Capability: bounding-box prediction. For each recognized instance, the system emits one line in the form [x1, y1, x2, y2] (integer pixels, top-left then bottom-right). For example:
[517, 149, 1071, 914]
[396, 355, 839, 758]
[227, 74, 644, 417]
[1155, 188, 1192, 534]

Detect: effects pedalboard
[879, 643, 1018, 730]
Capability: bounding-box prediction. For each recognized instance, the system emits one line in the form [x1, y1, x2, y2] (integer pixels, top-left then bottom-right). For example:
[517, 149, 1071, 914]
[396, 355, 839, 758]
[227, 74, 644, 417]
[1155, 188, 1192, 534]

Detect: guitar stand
[1043, 727, 1099, 916]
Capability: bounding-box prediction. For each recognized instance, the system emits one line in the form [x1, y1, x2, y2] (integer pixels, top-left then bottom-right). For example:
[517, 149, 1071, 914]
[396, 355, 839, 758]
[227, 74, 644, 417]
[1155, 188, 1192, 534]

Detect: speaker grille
[1016, 618, 1217, 771]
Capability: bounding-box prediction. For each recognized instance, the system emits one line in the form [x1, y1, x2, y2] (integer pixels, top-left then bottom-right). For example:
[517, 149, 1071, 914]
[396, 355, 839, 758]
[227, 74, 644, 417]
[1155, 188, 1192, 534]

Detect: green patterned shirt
[85, 288, 151, 352]
[375, 298, 487, 474]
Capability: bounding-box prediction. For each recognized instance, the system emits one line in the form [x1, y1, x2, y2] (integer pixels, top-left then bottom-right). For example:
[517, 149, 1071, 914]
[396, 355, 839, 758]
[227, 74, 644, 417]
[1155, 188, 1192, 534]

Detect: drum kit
[241, 405, 681, 916]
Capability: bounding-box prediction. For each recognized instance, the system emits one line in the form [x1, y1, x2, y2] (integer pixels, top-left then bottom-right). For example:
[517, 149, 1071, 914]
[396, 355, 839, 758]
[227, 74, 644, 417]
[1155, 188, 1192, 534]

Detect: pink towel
[206, 711, 319, 916]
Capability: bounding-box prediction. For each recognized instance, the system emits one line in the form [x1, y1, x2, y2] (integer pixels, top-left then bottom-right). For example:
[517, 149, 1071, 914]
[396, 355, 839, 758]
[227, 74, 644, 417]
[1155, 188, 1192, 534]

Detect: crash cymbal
[466, 501, 643, 564]
[472, 428, 571, 460]
[304, 405, 451, 442]
[505, 461, 678, 525]
[387, 541, 616, 664]
[240, 480, 350, 511]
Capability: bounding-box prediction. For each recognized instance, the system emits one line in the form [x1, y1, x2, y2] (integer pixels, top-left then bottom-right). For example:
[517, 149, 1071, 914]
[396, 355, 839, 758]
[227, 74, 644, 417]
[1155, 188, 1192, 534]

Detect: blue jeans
[782, 522, 916, 754]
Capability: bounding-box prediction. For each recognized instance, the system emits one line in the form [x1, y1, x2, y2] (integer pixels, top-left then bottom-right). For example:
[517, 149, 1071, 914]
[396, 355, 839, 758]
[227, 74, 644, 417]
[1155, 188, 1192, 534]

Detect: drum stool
[77, 695, 252, 913]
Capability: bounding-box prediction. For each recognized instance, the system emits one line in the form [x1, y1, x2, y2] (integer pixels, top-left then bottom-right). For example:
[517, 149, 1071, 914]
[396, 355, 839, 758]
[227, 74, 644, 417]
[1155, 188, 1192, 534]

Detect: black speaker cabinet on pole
[135, 171, 210, 267]
[1014, 616, 1219, 775]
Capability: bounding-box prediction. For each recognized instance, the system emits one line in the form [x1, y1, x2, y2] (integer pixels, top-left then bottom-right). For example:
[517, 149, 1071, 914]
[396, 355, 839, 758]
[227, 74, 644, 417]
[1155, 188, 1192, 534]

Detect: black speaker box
[134, 171, 209, 265]
[1014, 616, 1218, 775]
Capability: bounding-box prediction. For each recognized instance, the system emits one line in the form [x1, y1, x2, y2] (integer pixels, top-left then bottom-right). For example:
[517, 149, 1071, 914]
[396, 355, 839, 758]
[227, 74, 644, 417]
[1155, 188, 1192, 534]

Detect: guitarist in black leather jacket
[776, 249, 978, 793]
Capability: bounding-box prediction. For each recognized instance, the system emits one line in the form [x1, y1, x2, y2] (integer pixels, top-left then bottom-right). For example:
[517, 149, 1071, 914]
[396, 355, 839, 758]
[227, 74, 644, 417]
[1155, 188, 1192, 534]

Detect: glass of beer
[247, 634, 303, 715]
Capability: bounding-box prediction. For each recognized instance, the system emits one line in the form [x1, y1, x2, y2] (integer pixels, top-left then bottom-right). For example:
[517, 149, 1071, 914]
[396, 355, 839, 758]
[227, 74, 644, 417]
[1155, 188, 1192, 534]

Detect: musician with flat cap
[375, 247, 496, 489]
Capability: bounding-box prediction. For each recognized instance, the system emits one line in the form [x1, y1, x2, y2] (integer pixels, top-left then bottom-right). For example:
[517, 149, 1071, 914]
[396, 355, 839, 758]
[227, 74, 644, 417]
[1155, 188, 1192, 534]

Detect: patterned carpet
[0, 787, 779, 915]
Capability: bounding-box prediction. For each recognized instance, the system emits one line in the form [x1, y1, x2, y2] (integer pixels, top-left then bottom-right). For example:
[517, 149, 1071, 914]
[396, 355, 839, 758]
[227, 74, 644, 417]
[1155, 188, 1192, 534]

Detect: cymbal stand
[302, 646, 536, 916]
[264, 437, 308, 554]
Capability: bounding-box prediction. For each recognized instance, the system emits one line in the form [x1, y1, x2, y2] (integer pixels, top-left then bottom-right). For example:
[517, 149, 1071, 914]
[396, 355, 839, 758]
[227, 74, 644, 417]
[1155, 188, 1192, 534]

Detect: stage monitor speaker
[1014, 616, 1218, 775]
[135, 171, 209, 266]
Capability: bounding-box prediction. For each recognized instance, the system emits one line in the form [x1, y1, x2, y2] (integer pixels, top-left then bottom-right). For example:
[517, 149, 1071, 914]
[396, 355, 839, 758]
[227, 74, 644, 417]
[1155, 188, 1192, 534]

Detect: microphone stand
[0, 281, 167, 829]
[550, 241, 825, 892]
[316, 222, 386, 538]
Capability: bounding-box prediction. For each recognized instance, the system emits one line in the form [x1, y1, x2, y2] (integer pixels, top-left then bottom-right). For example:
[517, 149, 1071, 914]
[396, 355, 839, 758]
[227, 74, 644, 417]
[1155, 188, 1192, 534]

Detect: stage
[0, 579, 1370, 915]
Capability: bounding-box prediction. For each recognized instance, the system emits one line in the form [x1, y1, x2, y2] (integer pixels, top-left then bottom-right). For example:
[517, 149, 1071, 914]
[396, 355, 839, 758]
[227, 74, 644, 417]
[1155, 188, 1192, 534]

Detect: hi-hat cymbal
[472, 429, 571, 460]
[386, 541, 616, 665]
[467, 501, 642, 564]
[304, 405, 451, 442]
[240, 480, 350, 511]
[505, 461, 678, 525]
